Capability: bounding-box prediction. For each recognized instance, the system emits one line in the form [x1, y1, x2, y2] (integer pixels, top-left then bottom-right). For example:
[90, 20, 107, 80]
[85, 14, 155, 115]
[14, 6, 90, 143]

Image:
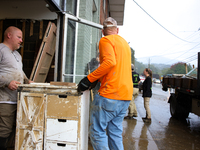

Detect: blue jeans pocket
[102, 98, 117, 112]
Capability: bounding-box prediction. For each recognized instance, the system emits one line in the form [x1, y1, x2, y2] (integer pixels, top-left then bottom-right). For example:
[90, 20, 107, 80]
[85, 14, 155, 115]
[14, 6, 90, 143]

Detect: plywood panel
[30, 22, 57, 82]
[46, 95, 79, 119]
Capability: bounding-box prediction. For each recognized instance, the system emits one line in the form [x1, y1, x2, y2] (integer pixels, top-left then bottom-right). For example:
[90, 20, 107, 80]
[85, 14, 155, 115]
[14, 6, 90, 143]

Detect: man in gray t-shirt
[0, 26, 32, 149]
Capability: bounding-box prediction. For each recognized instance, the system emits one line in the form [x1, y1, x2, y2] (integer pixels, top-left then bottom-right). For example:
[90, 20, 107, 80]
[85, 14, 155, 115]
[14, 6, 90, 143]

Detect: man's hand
[28, 80, 34, 84]
[8, 81, 21, 91]
[77, 77, 91, 93]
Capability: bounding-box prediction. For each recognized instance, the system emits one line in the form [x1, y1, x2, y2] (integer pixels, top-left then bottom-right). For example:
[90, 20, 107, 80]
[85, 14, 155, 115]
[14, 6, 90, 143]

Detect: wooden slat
[30, 21, 34, 36]
[39, 20, 43, 39]
[21, 21, 26, 59]
[30, 22, 57, 82]
[15, 92, 45, 150]
[50, 81, 76, 87]
[0, 20, 3, 43]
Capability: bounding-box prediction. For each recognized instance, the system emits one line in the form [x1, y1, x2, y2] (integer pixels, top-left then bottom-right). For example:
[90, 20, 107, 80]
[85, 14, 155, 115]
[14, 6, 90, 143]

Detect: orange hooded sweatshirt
[87, 34, 133, 100]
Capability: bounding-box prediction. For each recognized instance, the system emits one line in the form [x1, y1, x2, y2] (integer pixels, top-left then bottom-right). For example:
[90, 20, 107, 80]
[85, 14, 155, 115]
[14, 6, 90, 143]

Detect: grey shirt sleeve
[0, 43, 24, 103]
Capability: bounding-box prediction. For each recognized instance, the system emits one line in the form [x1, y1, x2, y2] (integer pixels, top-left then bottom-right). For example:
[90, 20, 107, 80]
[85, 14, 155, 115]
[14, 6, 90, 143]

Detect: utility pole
[184, 63, 188, 74]
[148, 58, 150, 68]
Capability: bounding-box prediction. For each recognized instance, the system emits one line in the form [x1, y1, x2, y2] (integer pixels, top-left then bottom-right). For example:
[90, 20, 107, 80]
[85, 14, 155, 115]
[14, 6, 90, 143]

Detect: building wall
[75, 0, 101, 82]
[91, 0, 101, 58]
[100, 0, 109, 25]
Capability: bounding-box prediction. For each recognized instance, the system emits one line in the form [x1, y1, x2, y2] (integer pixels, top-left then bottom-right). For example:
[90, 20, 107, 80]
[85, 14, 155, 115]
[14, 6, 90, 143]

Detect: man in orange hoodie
[78, 17, 133, 150]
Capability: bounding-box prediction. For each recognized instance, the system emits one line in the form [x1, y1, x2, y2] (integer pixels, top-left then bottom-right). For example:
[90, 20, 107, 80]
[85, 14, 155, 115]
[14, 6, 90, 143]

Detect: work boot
[143, 118, 151, 123]
[124, 116, 132, 119]
[132, 114, 138, 117]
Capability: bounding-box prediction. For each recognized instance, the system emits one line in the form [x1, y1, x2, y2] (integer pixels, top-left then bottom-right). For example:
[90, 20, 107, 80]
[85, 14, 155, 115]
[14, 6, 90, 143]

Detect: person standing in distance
[142, 68, 152, 123]
[77, 17, 133, 150]
[124, 64, 140, 119]
[0, 26, 33, 149]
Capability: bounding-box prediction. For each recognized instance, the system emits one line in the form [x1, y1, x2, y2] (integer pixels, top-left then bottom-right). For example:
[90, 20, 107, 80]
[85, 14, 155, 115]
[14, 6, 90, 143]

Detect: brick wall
[100, 0, 109, 25]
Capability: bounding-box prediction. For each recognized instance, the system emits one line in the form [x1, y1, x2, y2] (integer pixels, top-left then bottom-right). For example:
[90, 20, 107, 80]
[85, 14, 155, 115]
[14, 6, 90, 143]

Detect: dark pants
[0, 103, 17, 149]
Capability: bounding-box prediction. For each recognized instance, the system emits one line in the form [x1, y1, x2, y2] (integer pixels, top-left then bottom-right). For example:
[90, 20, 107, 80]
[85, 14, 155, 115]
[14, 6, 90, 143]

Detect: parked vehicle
[139, 75, 145, 83]
[139, 82, 143, 92]
[160, 75, 163, 83]
[162, 52, 200, 119]
[153, 78, 161, 84]
[139, 75, 145, 92]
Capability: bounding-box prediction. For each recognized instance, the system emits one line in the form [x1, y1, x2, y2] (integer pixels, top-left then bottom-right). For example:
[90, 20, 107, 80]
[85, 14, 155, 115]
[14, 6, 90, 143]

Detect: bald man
[0, 26, 32, 149]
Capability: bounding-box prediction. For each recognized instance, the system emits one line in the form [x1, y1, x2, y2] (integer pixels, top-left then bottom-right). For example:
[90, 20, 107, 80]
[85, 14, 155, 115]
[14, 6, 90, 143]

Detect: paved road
[89, 83, 200, 150]
[133, 83, 200, 150]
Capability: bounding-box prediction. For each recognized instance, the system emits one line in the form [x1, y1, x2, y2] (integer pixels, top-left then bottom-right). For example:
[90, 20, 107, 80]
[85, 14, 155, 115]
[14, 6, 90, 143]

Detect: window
[62, 15, 102, 83]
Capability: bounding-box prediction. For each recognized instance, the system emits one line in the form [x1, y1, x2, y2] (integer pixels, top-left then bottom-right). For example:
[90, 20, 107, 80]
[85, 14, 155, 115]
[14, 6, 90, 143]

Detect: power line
[181, 54, 197, 63]
[132, 0, 197, 43]
[154, 31, 200, 56]
[171, 43, 200, 58]
[164, 43, 200, 64]
[135, 43, 199, 64]
[137, 41, 200, 60]
[183, 54, 197, 60]
[188, 36, 200, 42]
[136, 44, 200, 60]
[185, 57, 198, 63]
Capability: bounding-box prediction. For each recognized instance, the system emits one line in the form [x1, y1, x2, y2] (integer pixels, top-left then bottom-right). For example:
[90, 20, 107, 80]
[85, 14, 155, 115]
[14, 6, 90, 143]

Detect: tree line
[135, 60, 192, 78]
[131, 48, 193, 79]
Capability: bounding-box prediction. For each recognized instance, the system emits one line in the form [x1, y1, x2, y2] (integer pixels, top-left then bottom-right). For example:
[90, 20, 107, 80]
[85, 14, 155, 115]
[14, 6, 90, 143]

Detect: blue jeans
[89, 94, 130, 150]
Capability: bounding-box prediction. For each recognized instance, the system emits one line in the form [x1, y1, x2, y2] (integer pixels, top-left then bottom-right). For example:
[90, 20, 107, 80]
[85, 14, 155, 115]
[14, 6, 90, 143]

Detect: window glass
[63, 0, 101, 83]
[64, 22, 101, 83]
[46, 0, 77, 13]
[64, 20, 76, 82]
[75, 24, 101, 84]
[54, 0, 62, 7]
[66, 0, 77, 16]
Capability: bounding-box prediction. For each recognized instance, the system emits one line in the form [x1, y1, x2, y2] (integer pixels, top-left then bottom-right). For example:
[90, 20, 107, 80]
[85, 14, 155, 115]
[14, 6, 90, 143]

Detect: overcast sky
[118, 0, 200, 67]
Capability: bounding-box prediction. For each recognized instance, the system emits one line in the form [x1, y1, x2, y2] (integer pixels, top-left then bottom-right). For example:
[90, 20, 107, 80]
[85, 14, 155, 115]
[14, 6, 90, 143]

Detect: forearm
[87, 59, 115, 82]
[88, 37, 116, 82]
